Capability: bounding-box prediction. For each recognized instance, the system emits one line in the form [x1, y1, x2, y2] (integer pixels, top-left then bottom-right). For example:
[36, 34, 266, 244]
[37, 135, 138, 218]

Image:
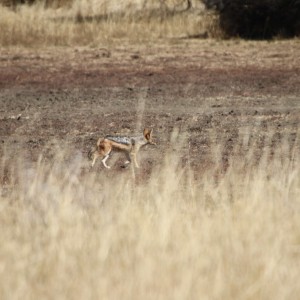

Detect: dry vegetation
[1, 128, 300, 299]
[0, 0, 220, 47]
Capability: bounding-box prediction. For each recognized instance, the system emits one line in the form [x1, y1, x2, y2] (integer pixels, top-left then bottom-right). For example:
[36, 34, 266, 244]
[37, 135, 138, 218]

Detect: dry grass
[0, 0, 220, 47]
[1, 128, 300, 299]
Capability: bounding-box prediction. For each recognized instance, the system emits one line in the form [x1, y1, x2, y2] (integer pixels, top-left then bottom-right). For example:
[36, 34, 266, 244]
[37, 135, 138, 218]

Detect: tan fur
[88, 128, 155, 169]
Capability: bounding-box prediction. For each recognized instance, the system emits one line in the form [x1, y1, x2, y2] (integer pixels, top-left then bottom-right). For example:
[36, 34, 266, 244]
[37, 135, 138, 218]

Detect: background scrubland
[0, 0, 217, 47]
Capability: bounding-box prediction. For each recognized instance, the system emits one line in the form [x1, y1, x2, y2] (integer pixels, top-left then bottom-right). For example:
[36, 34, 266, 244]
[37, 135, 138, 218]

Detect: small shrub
[203, 0, 300, 39]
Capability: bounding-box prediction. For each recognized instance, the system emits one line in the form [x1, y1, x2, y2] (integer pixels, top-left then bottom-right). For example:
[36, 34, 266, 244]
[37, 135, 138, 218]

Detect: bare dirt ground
[0, 40, 300, 181]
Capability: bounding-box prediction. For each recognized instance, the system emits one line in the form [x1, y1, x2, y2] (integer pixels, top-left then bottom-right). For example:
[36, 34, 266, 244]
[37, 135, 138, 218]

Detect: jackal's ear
[143, 128, 153, 140]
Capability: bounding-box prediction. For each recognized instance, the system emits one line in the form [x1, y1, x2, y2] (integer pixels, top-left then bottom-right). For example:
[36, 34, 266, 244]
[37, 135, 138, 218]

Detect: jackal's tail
[88, 146, 97, 161]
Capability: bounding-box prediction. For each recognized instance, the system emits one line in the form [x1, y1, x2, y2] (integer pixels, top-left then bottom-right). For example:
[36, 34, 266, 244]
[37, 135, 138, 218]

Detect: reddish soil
[0, 40, 300, 180]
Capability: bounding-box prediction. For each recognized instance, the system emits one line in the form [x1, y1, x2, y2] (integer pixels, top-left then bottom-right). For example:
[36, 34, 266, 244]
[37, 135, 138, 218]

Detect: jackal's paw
[120, 161, 131, 169]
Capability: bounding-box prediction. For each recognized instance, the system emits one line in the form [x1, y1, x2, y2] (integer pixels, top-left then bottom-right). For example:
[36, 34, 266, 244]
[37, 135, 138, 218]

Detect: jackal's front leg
[122, 152, 131, 167]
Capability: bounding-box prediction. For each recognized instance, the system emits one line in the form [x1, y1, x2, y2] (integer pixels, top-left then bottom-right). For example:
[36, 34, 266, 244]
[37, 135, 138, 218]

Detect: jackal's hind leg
[99, 140, 112, 169]
[101, 154, 111, 169]
[91, 153, 98, 167]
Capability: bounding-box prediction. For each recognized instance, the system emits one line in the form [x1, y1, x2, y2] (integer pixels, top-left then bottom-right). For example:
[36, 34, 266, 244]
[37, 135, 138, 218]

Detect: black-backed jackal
[88, 128, 155, 169]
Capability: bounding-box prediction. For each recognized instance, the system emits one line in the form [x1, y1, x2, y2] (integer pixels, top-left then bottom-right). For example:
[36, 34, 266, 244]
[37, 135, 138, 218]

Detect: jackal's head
[143, 128, 156, 145]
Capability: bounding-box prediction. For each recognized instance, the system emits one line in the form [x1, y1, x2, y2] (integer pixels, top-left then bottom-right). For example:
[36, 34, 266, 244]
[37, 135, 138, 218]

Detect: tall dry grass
[1, 128, 300, 299]
[0, 0, 219, 47]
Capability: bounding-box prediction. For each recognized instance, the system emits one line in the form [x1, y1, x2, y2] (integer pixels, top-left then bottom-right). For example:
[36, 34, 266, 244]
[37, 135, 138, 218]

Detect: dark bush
[203, 0, 300, 39]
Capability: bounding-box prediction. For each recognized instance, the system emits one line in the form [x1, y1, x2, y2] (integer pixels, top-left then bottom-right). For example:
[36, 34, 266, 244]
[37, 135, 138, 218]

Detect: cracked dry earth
[0, 39, 300, 181]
